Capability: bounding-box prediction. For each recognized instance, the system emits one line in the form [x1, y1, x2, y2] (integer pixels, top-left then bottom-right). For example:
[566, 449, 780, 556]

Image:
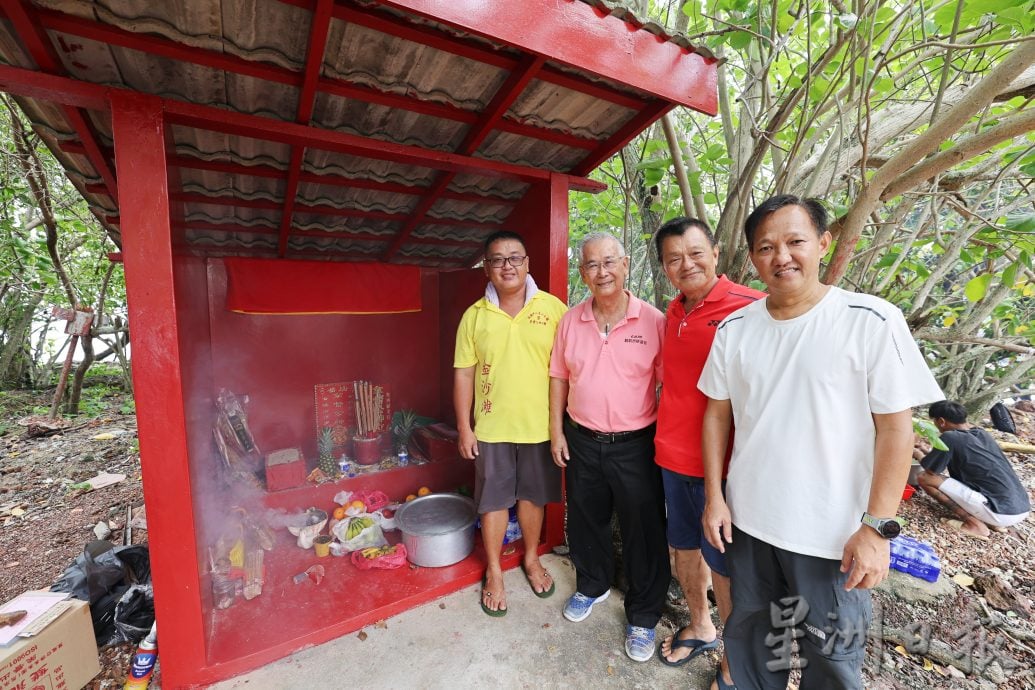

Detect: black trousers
[564, 420, 670, 628]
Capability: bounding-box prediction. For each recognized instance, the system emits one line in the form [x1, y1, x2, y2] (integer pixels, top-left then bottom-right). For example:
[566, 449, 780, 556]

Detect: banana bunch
[345, 515, 375, 540]
[360, 545, 397, 559]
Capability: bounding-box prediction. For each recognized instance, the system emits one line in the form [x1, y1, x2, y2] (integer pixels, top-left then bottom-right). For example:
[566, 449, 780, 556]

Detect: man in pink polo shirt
[548, 232, 669, 663]
[652, 218, 763, 683]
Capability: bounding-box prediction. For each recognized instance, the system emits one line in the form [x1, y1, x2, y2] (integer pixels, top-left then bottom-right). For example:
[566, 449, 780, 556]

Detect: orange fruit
[417, 486, 431, 497]
[405, 494, 417, 502]
[332, 506, 347, 520]
[349, 500, 366, 513]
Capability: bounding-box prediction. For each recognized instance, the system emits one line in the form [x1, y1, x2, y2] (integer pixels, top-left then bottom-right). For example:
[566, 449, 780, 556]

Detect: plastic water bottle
[124, 622, 158, 689]
[503, 507, 523, 545]
[889, 535, 941, 582]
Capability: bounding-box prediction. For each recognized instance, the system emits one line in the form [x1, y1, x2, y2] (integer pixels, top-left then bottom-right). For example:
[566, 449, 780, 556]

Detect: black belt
[565, 417, 654, 444]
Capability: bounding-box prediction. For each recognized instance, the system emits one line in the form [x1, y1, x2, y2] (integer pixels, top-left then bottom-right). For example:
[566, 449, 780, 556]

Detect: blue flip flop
[657, 627, 719, 667]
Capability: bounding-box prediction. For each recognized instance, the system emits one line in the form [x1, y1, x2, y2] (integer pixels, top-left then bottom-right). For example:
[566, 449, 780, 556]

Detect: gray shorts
[474, 441, 561, 513]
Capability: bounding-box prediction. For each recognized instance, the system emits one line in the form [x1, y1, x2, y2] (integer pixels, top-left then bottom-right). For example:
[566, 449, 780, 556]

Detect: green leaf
[875, 249, 901, 269]
[1002, 262, 1018, 289]
[834, 12, 858, 30]
[704, 143, 726, 160]
[635, 156, 672, 171]
[727, 30, 753, 50]
[964, 274, 992, 302]
[874, 6, 896, 24]
[704, 192, 718, 204]
[1005, 213, 1035, 234]
[643, 167, 665, 186]
[995, 5, 1035, 30]
[913, 418, 949, 451]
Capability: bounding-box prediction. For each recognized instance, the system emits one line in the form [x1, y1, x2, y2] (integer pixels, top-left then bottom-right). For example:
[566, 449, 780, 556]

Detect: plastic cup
[313, 535, 332, 558]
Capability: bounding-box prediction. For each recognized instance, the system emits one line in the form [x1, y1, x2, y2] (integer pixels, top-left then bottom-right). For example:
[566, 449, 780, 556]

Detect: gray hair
[577, 232, 626, 261]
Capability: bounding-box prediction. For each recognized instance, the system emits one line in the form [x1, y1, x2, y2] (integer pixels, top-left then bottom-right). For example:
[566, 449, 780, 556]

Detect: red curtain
[225, 258, 422, 314]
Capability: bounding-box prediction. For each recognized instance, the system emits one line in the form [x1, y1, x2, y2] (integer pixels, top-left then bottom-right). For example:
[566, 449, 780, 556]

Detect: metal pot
[394, 493, 476, 567]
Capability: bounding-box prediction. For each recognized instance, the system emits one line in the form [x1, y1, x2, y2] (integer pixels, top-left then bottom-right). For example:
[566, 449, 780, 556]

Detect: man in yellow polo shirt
[454, 230, 568, 617]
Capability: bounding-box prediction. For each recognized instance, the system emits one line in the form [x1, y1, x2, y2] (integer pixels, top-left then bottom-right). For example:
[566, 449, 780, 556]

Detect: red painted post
[110, 92, 207, 687]
[544, 172, 570, 547]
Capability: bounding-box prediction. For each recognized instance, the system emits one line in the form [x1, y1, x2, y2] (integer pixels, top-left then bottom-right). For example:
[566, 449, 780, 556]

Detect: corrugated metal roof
[0, 0, 716, 268]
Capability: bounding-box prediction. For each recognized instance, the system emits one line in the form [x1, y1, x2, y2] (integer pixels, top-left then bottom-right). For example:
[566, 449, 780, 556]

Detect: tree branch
[915, 329, 1035, 355]
[824, 39, 1035, 284]
[881, 107, 1035, 199]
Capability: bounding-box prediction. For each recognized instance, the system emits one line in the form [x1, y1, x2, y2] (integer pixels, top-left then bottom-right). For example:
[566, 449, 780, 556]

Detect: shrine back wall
[199, 259, 447, 459]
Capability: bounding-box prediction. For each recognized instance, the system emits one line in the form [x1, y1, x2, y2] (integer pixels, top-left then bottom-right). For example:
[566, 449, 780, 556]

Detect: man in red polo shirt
[653, 219, 763, 682]
[549, 232, 669, 663]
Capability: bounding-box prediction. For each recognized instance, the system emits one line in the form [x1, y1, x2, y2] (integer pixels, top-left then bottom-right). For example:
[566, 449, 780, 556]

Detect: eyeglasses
[581, 258, 623, 274]
[486, 255, 527, 269]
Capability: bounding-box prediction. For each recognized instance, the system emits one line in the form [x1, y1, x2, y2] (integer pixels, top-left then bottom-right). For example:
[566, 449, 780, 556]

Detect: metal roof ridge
[576, 0, 717, 61]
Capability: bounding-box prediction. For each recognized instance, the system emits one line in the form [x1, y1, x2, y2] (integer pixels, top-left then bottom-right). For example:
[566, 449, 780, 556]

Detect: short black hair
[929, 400, 967, 424]
[653, 217, 716, 258]
[483, 230, 526, 256]
[744, 194, 828, 249]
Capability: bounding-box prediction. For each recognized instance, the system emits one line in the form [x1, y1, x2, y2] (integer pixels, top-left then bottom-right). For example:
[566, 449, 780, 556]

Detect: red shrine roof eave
[380, 0, 719, 116]
[0, 0, 718, 268]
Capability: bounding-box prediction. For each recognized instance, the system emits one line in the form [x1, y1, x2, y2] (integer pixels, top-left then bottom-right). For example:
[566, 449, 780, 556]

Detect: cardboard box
[0, 598, 99, 690]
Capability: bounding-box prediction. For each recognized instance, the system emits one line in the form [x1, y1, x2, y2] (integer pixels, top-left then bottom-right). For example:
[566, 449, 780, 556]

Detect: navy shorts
[661, 468, 728, 577]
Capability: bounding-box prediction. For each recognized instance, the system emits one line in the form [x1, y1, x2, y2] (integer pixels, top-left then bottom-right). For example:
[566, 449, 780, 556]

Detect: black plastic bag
[113, 584, 155, 643]
[990, 402, 1017, 435]
[51, 540, 126, 603]
[51, 541, 151, 646]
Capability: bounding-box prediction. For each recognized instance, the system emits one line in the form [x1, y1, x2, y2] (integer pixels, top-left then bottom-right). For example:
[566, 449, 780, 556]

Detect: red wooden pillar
[543, 172, 570, 547]
[110, 93, 206, 687]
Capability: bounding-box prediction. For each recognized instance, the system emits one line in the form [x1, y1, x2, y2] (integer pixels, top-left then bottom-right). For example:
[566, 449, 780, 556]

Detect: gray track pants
[725, 527, 870, 689]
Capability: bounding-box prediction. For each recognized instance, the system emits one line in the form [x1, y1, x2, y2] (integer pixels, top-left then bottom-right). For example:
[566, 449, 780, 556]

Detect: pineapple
[318, 427, 338, 476]
[391, 409, 420, 453]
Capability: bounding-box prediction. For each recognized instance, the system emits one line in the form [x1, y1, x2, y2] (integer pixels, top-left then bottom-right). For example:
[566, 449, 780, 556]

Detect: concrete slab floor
[210, 553, 718, 689]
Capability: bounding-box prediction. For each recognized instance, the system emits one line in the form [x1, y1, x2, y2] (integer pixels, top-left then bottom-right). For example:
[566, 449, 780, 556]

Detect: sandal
[715, 667, 738, 689]
[657, 627, 719, 667]
[520, 563, 556, 598]
[480, 574, 507, 617]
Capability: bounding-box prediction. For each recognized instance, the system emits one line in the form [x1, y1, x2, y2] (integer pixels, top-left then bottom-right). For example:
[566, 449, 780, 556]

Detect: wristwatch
[861, 512, 903, 539]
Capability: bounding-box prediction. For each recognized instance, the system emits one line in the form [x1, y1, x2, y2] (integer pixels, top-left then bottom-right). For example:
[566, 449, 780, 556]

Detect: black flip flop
[520, 563, 556, 598]
[715, 667, 738, 689]
[657, 628, 719, 667]
[480, 575, 507, 617]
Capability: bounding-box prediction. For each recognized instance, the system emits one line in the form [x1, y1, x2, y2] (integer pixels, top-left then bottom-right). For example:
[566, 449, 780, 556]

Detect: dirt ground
[2, 386, 1034, 689]
[1, 387, 154, 688]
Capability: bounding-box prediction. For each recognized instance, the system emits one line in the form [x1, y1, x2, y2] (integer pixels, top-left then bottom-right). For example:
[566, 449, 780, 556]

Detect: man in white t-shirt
[698, 195, 943, 690]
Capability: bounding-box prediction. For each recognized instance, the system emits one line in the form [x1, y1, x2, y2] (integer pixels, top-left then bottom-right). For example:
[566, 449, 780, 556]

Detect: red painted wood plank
[278, 0, 335, 255]
[178, 221, 480, 248]
[109, 91, 206, 689]
[4, 1, 120, 201]
[572, 99, 674, 176]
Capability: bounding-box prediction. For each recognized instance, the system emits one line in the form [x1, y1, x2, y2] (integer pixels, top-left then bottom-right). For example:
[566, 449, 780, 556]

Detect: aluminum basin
[394, 493, 476, 567]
